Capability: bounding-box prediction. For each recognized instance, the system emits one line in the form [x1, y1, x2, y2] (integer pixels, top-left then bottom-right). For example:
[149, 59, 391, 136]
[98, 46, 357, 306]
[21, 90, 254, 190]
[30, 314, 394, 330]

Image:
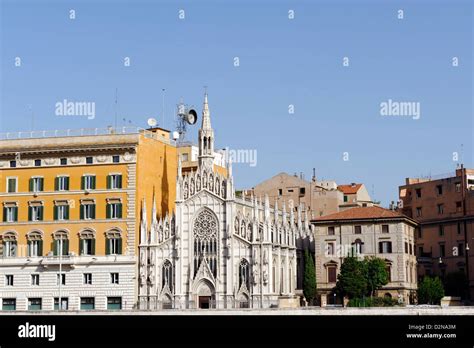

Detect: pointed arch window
[162, 260, 173, 292]
[193, 209, 218, 278]
[239, 259, 250, 289]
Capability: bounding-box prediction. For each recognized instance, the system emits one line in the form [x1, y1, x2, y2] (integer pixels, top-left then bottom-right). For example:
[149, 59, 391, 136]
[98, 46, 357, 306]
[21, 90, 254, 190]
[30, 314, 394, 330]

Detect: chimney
[312, 168, 316, 182]
[351, 182, 356, 187]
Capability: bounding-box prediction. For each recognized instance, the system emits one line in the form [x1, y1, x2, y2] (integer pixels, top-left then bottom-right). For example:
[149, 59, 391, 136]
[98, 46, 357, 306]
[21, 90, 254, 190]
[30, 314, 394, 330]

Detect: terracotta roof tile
[312, 206, 407, 222]
[338, 184, 362, 194]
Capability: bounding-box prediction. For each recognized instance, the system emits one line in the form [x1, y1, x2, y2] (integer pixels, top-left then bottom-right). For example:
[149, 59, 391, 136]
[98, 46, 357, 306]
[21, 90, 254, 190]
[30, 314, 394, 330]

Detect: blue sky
[1, 0, 472, 206]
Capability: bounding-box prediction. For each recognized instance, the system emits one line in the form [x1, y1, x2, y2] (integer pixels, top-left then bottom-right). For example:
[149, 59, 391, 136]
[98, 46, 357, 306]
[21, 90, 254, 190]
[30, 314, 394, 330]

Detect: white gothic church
[138, 94, 313, 309]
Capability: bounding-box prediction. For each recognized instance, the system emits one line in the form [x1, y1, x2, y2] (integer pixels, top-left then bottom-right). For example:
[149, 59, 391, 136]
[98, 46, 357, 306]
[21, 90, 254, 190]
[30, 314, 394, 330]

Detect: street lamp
[439, 257, 443, 264]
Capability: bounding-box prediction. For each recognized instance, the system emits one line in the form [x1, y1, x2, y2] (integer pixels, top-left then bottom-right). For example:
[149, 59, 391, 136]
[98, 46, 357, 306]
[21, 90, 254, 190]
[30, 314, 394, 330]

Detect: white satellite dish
[172, 131, 180, 141]
[147, 118, 157, 127]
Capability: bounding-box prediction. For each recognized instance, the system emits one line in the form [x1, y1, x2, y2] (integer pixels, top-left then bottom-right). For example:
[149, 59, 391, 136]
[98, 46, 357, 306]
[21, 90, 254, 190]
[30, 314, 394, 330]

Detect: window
[344, 195, 348, 202]
[80, 237, 95, 256]
[437, 204, 444, 215]
[55, 176, 69, 191]
[2, 232, 17, 257]
[5, 275, 14, 286]
[111, 273, 119, 284]
[60, 158, 67, 165]
[80, 297, 95, 310]
[27, 232, 43, 257]
[82, 175, 96, 190]
[112, 155, 120, 163]
[107, 174, 122, 189]
[3, 204, 18, 222]
[382, 225, 389, 233]
[7, 177, 17, 193]
[354, 225, 362, 234]
[409, 243, 413, 255]
[405, 242, 409, 254]
[28, 204, 44, 221]
[418, 246, 423, 256]
[288, 189, 294, 193]
[385, 265, 391, 282]
[278, 189, 282, 196]
[328, 226, 335, 235]
[352, 239, 363, 255]
[327, 266, 337, 283]
[34, 159, 41, 167]
[107, 202, 123, 219]
[53, 232, 69, 256]
[455, 182, 461, 192]
[10, 160, 16, 168]
[107, 297, 122, 310]
[379, 241, 392, 254]
[326, 242, 335, 256]
[54, 203, 69, 221]
[238, 259, 250, 290]
[86, 156, 93, 164]
[458, 243, 464, 257]
[106, 230, 123, 255]
[439, 225, 444, 236]
[84, 273, 92, 285]
[29, 177, 44, 192]
[299, 187, 305, 196]
[31, 274, 39, 286]
[54, 298, 68, 310]
[162, 260, 173, 291]
[416, 207, 422, 217]
[457, 223, 462, 235]
[436, 185, 443, 195]
[415, 188, 422, 198]
[28, 298, 42, 311]
[57, 274, 66, 286]
[80, 202, 96, 220]
[439, 244, 445, 257]
[456, 201, 462, 213]
[2, 299, 16, 311]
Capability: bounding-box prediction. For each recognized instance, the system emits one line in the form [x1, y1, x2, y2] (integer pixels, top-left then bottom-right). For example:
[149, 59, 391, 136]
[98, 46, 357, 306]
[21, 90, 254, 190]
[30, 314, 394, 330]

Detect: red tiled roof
[338, 184, 362, 194]
[312, 206, 407, 222]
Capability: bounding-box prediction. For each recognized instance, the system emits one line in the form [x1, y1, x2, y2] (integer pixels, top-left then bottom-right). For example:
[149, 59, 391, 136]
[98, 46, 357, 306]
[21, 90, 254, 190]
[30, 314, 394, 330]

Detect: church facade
[138, 94, 313, 309]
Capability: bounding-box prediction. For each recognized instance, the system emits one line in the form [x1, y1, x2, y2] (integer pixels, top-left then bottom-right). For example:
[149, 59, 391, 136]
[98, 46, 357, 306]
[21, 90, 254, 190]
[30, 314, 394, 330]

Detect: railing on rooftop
[0, 127, 175, 145]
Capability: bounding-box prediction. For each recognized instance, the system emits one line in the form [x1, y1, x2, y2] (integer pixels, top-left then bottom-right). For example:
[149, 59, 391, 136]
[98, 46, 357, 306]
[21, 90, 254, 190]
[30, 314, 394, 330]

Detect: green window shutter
[92, 176, 96, 189]
[106, 239, 110, 255]
[14, 207, 18, 222]
[55, 177, 59, 191]
[39, 206, 44, 221]
[2, 207, 6, 222]
[118, 175, 122, 189]
[40, 178, 44, 191]
[38, 240, 43, 256]
[80, 205, 84, 220]
[27, 240, 31, 256]
[91, 205, 96, 219]
[65, 206, 69, 220]
[63, 240, 69, 256]
[65, 177, 70, 190]
[28, 206, 32, 221]
[118, 203, 122, 218]
[106, 175, 111, 189]
[53, 240, 58, 256]
[118, 238, 122, 255]
[81, 176, 85, 190]
[91, 239, 96, 255]
[53, 206, 58, 220]
[29, 178, 33, 192]
[79, 239, 84, 255]
[106, 204, 110, 219]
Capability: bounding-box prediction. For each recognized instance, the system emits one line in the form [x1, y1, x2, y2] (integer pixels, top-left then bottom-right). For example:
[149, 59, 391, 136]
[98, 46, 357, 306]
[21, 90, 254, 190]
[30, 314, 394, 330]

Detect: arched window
[239, 259, 250, 289]
[162, 260, 173, 291]
[27, 231, 43, 257]
[2, 231, 17, 257]
[105, 229, 122, 255]
[79, 229, 95, 256]
[52, 230, 69, 256]
[352, 239, 364, 256]
[193, 209, 218, 278]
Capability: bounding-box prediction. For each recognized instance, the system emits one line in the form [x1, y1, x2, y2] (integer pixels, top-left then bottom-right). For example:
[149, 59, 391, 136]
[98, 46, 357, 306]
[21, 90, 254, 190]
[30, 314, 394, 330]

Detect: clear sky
[1, 0, 472, 206]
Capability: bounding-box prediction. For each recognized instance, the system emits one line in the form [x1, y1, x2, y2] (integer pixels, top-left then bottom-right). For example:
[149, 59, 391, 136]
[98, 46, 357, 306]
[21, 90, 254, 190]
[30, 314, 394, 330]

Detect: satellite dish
[186, 109, 197, 125]
[172, 131, 180, 141]
[147, 118, 157, 127]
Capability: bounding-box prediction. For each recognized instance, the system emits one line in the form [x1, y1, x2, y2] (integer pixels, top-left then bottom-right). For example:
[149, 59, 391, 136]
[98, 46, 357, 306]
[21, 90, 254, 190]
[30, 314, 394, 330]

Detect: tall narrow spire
[201, 92, 212, 130]
[198, 90, 215, 169]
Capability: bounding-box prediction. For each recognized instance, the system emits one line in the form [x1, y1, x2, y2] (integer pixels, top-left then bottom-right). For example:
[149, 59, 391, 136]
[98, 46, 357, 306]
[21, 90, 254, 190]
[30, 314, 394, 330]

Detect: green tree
[336, 256, 367, 299]
[303, 249, 317, 305]
[365, 257, 389, 297]
[418, 276, 445, 305]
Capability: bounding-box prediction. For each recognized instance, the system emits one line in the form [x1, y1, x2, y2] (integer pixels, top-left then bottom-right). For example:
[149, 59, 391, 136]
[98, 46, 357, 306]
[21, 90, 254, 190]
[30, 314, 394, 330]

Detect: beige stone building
[312, 206, 418, 305]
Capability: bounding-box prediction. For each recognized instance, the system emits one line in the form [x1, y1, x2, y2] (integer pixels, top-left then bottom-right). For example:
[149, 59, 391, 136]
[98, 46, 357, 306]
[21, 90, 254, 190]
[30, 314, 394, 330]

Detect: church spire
[198, 90, 215, 169]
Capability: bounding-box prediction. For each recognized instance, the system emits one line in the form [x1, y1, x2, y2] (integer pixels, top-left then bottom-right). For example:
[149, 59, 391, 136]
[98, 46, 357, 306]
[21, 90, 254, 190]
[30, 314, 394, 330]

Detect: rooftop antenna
[175, 97, 197, 144]
[162, 88, 166, 129]
[460, 143, 464, 166]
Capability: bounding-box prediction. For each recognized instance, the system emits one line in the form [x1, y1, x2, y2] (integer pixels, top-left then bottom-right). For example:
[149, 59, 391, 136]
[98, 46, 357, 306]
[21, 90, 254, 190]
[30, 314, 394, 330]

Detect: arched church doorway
[196, 280, 215, 309]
